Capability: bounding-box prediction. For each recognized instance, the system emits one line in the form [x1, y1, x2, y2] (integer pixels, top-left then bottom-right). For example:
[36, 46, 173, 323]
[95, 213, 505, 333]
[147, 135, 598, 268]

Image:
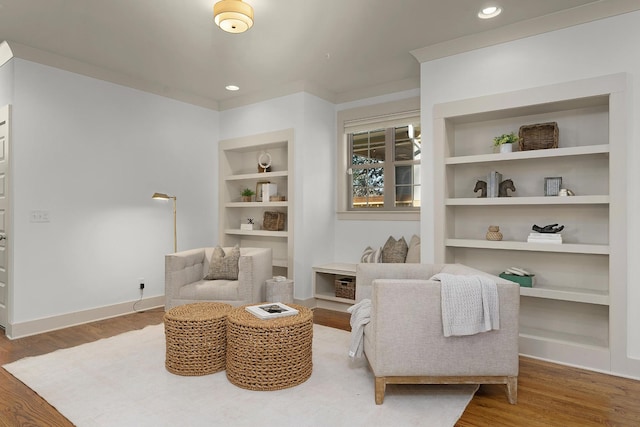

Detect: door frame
[0, 104, 11, 331]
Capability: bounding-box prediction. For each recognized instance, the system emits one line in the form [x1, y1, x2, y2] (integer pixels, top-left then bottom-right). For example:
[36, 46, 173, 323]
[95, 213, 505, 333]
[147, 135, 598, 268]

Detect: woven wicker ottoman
[164, 302, 232, 376]
[226, 303, 313, 390]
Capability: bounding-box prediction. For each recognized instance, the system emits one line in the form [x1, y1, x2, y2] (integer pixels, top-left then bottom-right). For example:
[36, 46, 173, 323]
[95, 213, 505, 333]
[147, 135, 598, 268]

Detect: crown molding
[411, 0, 640, 63]
[0, 40, 13, 67]
[217, 79, 338, 111]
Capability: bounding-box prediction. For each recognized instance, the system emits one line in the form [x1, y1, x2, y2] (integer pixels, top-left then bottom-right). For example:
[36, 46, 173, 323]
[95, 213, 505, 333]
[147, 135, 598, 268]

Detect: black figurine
[532, 224, 564, 233]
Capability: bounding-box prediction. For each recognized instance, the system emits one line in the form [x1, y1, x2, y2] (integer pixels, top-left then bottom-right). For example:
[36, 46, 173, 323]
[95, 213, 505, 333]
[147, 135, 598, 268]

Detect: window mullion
[347, 133, 354, 209]
[384, 128, 395, 209]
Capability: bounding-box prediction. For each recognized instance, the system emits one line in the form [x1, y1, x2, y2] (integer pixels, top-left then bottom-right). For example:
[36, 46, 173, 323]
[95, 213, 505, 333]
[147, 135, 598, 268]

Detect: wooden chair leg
[375, 377, 386, 405]
[506, 376, 518, 404]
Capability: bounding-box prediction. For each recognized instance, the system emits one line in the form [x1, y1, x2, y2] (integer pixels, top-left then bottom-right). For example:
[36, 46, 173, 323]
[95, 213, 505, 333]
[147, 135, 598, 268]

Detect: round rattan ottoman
[226, 303, 313, 391]
[164, 302, 232, 376]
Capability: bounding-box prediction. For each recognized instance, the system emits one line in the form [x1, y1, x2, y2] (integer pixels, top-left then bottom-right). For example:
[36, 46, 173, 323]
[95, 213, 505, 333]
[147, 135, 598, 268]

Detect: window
[337, 96, 420, 220]
[349, 124, 421, 210]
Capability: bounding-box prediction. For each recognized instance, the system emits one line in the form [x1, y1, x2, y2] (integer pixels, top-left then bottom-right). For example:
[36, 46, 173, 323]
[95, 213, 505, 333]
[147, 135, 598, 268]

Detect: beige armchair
[165, 247, 272, 310]
[356, 263, 520, 405]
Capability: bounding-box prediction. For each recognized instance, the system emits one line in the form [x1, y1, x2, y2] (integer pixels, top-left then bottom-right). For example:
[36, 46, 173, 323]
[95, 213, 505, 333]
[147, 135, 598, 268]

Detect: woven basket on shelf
[263, 211, 285, 231]
[518, 122, 559, 151]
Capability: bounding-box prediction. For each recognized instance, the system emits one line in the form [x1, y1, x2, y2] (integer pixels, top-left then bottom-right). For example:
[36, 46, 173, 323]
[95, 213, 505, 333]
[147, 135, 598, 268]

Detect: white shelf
[224, 171, 288, 181]
[225, 229, 288, 238]
[312, 263, 358, 309]
[313, 263, 357, 275]
[520, 326, 608, 350]
[519, 285, 609, 305]
[433, 75, 631, 374]
[226, 201, 288, 208]
[445, 144, 609, 165]
[273, 258, 288, 268]
[314, 291, 356, 304]
[446, 195, 609, 206]
[219, 129, 294, 279]
[446, 239, 609, 254]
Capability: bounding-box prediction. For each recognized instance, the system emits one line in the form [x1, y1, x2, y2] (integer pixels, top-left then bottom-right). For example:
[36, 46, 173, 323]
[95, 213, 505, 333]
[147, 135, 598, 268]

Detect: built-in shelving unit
[312, 263, 357, 312]
[433, 74, 627, 372]
[218, 129, 294, 278]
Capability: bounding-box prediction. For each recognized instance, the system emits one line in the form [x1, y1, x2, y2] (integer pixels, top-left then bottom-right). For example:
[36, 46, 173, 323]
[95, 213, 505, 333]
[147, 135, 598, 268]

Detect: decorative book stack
[527, 232, 562, 244]
[487, 171, 502, 198]
[245, 302, 298, 319]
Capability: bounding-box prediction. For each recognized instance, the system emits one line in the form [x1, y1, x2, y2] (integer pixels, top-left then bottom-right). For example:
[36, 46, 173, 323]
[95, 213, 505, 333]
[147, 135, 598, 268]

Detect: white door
[0, 105, 10, 329]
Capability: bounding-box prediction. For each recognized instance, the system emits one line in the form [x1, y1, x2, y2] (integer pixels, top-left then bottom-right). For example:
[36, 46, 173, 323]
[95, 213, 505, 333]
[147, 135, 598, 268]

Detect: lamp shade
[152, 192, 172, 200]
[214, 0, 254, 33]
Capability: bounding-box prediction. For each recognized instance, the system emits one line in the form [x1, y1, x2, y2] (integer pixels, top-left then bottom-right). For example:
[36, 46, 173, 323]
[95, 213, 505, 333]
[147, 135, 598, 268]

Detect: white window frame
[337, 97, 420, 221]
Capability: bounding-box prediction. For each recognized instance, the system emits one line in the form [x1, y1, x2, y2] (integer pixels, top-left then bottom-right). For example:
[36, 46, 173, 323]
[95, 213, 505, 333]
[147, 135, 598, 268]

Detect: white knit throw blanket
[347, 299, 371, 359]
[431, 273, 500, 337]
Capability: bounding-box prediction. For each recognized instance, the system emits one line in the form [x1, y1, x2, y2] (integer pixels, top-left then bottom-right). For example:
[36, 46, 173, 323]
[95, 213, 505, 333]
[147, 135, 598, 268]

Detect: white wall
[2, 56, 420, 332]
[418, 11, 640, 367]
[9, 59, 218, 329]
[332, 221, 420, 263]
[296, 94, 336, 296]
[219, 93, 336, 300]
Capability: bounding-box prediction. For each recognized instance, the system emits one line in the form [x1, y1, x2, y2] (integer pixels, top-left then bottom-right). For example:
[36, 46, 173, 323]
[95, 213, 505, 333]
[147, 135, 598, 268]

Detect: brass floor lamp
[152, 192, 177, 253]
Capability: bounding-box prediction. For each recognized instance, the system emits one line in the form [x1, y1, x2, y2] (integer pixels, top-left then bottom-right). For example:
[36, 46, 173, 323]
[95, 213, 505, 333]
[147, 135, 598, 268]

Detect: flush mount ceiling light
[478, 6, 502, 19]
[214, 0, 254, 33]
[225, 84, 240, 91]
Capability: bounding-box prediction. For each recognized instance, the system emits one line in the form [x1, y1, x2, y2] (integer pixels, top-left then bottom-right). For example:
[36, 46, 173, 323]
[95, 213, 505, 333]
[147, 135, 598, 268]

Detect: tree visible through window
[349, 125, 421, 210]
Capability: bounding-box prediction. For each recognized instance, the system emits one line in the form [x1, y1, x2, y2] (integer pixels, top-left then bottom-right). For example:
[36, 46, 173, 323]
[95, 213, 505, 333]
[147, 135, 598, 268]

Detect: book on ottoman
[245, 302, 299, 319]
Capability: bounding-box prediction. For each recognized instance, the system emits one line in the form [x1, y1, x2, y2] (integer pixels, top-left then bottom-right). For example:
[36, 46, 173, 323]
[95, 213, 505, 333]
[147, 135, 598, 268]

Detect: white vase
[500, 143, 513, 153]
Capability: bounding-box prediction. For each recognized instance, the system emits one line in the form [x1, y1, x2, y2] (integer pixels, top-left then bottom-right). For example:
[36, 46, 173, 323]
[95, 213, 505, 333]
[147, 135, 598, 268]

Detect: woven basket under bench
[335, 277, 356, 300]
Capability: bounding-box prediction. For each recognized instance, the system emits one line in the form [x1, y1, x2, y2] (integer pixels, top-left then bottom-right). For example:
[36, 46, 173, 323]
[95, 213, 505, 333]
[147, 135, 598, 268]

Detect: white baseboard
[6, 295, 165, 339]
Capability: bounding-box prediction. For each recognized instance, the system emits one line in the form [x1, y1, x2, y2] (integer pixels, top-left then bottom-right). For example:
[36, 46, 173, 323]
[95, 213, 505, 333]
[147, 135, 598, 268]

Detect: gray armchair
[356, 263, 520, 405]
[165, 247, 272, 310]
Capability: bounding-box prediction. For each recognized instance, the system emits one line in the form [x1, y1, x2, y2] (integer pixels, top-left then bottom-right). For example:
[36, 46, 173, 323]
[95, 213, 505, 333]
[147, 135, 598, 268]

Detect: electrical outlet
[139, 278, 145, 290]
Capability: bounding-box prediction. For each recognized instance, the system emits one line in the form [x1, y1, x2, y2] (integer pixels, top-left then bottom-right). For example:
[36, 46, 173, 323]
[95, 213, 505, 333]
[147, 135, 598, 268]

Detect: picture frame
[544, 177, 562, 196]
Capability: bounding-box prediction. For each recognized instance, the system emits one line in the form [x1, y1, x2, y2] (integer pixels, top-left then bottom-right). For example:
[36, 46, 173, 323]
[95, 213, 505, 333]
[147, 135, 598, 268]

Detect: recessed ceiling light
[478, 6, 502, 19]
[225, 85, 240, 91]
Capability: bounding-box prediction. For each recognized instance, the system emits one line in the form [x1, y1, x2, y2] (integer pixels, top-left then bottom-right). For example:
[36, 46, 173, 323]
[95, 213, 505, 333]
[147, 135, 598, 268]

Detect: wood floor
[1, 307, 639, 426]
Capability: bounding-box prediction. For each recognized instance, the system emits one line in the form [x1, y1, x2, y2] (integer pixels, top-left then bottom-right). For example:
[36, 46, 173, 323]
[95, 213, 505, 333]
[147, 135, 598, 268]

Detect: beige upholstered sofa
[165, 247, 272, 310]
[355, 263, 520, 405]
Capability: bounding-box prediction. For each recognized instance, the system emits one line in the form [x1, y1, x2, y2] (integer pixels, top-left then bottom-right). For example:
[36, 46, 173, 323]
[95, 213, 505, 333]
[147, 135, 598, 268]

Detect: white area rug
[4, 324, 477, 427]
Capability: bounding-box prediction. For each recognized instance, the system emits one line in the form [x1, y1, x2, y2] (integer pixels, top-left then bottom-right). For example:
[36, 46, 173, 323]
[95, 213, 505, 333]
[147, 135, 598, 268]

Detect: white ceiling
[0, 0, 637, 110]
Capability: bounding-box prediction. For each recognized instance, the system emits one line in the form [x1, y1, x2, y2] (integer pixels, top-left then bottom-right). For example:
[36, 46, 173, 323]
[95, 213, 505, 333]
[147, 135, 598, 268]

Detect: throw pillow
[381, 236, 408, 263]
[405, 234, 421, 263]
[204, 245, 240, 280]
[360, 246, 382, 263]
